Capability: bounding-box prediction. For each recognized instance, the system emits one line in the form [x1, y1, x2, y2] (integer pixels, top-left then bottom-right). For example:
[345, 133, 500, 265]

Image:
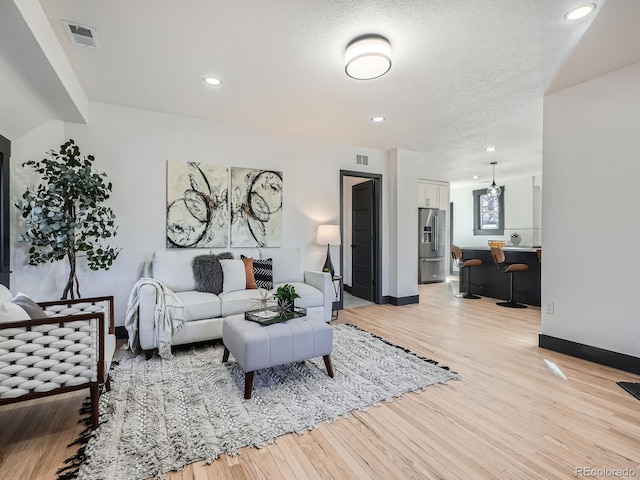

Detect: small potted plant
[510, 232, 521, 246]
[273, 284, 301, 314]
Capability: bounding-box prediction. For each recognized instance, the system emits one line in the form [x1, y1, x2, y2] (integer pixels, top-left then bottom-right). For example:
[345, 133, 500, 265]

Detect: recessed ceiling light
[472, 175, 479, 179]
[371, 116, 385, 122]
[485, 146, 496, 152]
[203, 76, 222, 86]
[565, 4, 596, 20]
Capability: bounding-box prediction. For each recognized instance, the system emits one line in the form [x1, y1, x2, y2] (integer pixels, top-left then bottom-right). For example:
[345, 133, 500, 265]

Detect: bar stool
[536, 249, 542, 262]
[451, 245, 482, 299]
[490, 246, 529, 308]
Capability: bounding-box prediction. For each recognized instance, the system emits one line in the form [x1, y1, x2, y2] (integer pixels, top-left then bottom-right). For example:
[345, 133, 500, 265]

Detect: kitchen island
[458, 246, 541, 307]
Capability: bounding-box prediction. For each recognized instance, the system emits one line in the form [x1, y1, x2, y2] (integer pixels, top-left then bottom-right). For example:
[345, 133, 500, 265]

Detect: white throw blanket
[125, 278, 185, 359]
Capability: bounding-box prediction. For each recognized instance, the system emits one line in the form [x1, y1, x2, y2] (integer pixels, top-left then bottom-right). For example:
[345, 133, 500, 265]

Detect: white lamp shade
[317, 224, 341, 245]
[345, 36, 391, 80]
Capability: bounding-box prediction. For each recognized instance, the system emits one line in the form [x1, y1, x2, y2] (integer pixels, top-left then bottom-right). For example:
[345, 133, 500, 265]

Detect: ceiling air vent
[63, 21, 101, 49]
[356, 154, 369, 166]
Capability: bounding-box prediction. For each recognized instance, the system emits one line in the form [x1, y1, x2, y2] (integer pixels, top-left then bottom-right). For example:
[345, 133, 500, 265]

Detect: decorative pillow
[192, 252, 233, 294]
[0, 284, 13, 302]
[253, 258, 273, 290]
[241, 256, 258, 289]
[0, 302, 30, 323]
[11, 292, 47, 319]
[220, 259, 247, 293]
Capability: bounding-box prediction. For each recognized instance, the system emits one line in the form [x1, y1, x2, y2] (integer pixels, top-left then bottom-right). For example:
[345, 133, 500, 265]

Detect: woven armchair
[0, 296, 115, 429]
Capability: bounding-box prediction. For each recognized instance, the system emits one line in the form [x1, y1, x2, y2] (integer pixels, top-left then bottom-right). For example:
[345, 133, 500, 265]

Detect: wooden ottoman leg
[244, 371, 254, 399]
[323, 355, 334, 378]
[222, 346, 230, 363]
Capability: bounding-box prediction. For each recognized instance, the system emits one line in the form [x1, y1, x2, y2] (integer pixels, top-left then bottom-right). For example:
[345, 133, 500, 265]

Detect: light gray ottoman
[222, 314, 334, 399]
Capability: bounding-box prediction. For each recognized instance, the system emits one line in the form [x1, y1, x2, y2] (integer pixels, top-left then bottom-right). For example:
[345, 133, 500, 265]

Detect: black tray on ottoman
[244, 306, 307, 325]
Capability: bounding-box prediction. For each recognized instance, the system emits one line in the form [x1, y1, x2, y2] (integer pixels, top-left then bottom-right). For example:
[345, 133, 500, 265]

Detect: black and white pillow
[192, 252, 233, 294]
[250, 257, 273, 290]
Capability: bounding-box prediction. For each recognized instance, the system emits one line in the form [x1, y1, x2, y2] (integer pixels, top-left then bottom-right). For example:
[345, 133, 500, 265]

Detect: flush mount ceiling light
[345, 35, 391, 80]
[565, 4, 596, 20]
[203, 76, 222, 86]
[371, 116, 386, 122]
[485, 146, 496, 152]
[487, 161, 502, 197]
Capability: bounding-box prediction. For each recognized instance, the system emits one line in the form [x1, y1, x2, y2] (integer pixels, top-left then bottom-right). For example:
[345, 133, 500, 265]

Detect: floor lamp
[317, 225, 341, 277]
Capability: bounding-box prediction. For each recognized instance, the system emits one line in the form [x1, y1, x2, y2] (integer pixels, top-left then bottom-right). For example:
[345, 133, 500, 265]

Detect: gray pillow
[192, 252, 233, 294]
[11, 292, 47, 319]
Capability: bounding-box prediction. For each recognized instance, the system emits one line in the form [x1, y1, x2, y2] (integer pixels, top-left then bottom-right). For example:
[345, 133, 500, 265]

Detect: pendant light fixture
[487, 161, 502, 197]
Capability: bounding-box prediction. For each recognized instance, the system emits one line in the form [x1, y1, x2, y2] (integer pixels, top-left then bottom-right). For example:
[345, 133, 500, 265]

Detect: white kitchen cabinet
[425, 183, 440, 208]
[418, 180, 449, 212]
[417, 182, 428, 208]
[418, 181, 438, 208]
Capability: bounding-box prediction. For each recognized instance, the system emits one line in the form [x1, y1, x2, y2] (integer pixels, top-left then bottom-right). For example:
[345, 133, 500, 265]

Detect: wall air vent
[63, 21, 101, 49]
[356, 154, 369, 166]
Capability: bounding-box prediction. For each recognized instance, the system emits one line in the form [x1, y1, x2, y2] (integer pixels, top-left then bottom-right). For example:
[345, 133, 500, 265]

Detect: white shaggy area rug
[77, 324, 459, 480]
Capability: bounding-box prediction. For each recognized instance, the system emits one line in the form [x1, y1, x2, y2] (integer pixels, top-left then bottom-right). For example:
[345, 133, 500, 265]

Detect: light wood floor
[2, 281, 639, 479]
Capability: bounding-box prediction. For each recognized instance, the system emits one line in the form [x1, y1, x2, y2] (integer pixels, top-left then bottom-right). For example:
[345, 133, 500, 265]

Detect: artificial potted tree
[15, 139, 120, 299]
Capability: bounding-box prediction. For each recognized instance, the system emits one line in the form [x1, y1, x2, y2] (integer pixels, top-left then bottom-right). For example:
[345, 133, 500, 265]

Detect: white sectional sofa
[136, 247, 332, 355]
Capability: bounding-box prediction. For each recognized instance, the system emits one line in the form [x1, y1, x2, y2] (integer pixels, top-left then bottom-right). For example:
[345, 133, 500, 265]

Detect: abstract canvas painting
[166, 160, 229, 248]
[230, 167, 283, 247]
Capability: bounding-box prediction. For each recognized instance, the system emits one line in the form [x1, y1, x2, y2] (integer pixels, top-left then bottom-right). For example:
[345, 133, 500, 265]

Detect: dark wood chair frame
[0, 296, 114, 428]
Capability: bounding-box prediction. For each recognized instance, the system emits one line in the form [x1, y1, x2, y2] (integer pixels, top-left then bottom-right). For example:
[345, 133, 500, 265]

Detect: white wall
[541, 62, 640, 357]
[10, 101, 391, 325]
[450, 176, 540, 248]
[388, 148, 419, 299]
[0, 1, 88, 139]
[10, 119, 66, 301]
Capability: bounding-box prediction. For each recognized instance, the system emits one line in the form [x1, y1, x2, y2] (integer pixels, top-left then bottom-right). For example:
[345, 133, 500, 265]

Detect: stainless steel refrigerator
[419, 208, 446, 283]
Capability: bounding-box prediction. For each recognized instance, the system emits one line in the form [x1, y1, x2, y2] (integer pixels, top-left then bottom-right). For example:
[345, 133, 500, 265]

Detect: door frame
[449, 201, 455, 275]
[339, 170, 382, 305]
[0, 134, 10, 288]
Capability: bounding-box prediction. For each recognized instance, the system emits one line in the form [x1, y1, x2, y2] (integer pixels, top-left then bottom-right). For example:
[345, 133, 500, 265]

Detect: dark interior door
[351, 180, 375, 301]
[0, 134, 10, 288]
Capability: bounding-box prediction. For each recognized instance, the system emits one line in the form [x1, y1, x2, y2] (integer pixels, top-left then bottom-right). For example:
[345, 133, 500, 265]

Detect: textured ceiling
[30, 0, 616, 185]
